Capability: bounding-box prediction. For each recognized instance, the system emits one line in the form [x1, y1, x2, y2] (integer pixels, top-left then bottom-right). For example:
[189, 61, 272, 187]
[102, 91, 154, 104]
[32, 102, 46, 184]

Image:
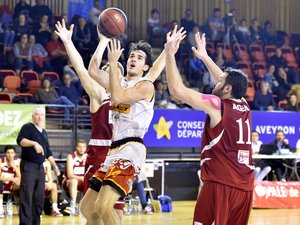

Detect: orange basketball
[98, 7, 127, 38]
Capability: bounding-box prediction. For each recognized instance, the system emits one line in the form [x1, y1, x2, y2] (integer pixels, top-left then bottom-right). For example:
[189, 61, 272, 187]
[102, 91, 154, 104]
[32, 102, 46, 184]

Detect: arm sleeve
[17, 124, 29, 145]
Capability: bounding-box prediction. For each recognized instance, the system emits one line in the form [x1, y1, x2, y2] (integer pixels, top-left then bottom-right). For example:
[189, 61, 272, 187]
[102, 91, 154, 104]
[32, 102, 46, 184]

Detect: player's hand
[12, 177, 20, 186]
[55, 19, 74, 43]
[107, 39, 124, 64]
[96, 25, 111, 42]
[191, 32, 209, 60]
[165, 25, 186, 55]
[34, 142, 44, 155]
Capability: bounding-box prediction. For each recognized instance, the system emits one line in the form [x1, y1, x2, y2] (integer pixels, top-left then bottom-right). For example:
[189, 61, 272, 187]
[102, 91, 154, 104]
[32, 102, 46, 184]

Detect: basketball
[98, 7, 127, 38]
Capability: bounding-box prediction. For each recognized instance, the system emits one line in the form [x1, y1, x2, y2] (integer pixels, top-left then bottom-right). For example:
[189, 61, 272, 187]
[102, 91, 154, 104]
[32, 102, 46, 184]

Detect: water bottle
[6, 199, 13, 216]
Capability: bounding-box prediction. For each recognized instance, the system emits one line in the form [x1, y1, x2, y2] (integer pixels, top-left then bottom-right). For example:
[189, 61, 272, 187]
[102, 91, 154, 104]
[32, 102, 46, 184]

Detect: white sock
[70, 200, 76, 208]
[52, 203, 58, 211]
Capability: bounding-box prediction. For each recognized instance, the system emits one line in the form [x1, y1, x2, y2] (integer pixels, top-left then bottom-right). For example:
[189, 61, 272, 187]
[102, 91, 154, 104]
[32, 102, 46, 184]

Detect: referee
[17, 107, 60, 225]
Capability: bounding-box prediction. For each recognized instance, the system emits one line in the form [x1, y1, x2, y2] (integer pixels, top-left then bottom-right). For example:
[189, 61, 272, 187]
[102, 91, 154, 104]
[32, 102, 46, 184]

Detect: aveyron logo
[153, 116, 173, 140]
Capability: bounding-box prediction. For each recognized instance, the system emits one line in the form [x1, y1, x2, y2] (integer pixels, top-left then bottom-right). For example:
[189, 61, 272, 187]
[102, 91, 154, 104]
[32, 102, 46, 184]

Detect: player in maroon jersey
[165, 31, 254, 225]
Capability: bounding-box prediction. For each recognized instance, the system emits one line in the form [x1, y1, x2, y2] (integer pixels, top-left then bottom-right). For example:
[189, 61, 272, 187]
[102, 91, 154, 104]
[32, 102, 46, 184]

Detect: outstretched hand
[164, 25, 186, 55]
[107, 39, 124, 64]
[55, 19, 74, 43]
[191, 32, 209, 60]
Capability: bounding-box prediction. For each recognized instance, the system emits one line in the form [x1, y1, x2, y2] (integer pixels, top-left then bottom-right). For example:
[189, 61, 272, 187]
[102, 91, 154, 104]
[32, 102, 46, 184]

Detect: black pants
[19, 160, 45, 225]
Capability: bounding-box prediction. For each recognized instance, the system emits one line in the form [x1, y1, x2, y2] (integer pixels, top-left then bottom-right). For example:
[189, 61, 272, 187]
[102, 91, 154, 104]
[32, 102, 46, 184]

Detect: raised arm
[145, 49, 166, 82]
[191, 32, 223, 82]
[165, 28, 222, 124]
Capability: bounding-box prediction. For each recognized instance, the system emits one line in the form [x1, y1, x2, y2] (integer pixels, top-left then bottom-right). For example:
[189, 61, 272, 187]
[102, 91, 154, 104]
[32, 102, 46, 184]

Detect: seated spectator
[263, 64, 279, 94]
[29, 0, 53, 24]
[284, 93, 299, 112]
[270, 48, 287, 70]
[0, 145, 21, 217]
[252, 131, 271, 181]
[180, 9, 196, 34]
[57, 72, 86, 106]
[206, 8, 225, 42]
[249, 18, 262, 43]
[235, 18, 252, 45]
[14, 14, 31, 42]
[261, 20, 276, 45]
[43, 160, 63, 216]
[265, 130, 291, 181]
[253, 81, 276, 111]
[275, 67, 292, 101]
[29, 34, 52, 73]
[212, 45, 227, 70]
[187, 24, 200, 47]
[154, 80, 169, 108]
[72, 17, 92, 55]
[63, 58, 79, 81]
[147, 9, 167, 39]
[13, 0, 32, 23]
[35, 77, 74, 120]
[32, 14, 52, 47]
[2, 22, 15, 55]
[13, 33, 33, 76]
[62, 140, 87, 215]
[89, 0, 102, 26]
[189, 51, 206, 87]
[46, 31, 68, 76]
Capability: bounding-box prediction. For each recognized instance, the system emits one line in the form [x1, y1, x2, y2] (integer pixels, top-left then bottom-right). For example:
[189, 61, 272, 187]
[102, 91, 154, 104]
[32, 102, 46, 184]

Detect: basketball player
[164, 32, 254, 225]
[55, 19, 169, 224]
[0, 145, 20, 217]
[62, 139, 87, 215]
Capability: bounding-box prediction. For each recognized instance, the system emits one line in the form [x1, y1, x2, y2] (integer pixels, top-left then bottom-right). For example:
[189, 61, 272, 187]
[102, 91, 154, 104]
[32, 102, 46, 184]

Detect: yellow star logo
[153, 116, 173, 140]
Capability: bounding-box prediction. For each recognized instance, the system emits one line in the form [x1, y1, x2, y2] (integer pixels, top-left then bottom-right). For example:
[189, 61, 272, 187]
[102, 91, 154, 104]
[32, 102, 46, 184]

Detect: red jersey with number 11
[200, 98, 254, 191]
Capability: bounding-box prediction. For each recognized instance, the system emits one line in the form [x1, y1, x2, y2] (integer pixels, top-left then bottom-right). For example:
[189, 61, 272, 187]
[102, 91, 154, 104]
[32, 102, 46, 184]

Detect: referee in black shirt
[17, 107, 60, 225]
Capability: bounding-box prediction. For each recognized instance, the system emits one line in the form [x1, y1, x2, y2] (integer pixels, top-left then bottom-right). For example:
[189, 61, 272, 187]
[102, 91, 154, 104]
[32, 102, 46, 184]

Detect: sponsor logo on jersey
[238, 150, 250, 165]
[112, 103, 130, 114]
[233, 103, 249, 112]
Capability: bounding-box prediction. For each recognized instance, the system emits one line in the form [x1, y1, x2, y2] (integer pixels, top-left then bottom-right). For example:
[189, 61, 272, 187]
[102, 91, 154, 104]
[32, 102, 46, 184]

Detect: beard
[212, 84, 226, 98]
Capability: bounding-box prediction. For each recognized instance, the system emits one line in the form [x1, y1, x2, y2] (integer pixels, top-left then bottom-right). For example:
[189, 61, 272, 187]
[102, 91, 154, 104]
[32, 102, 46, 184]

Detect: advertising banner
[253, 181, 300, 208]
[0, 104, 45, 145]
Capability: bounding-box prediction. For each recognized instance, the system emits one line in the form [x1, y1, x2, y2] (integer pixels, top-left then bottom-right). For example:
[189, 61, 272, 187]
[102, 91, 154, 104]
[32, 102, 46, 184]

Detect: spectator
[57, 72, 85, 105]
[13, 0, 32, 22]
[0, 145, 21, 217]
[187, 24, 200, 47]
[180, 9, 196, 34]
[154, 79, 169, 108]
[261, 20, 276, 45]
[46, 31, 68, 76]
[72, 17, 92, 55]
[263, 64, 279, 94]
[249, 18, 262, 43]
[270, 48, 287, 69]
[43, 160, 63, 216]
[14, 14, 31, 42]
[63, 58, 79, 81]
[212, 45, 227, 70]
[147, 9, 167, 38]
[29, 34, 52, 73]
[62, 140, 87, 215]
[35, 77, 74, 120]
[13, 33, 33, 76]
[206, 8, 225, 42]
[30, 0, 53, 24]
[266, 130, 291, 181]
[2, 22, 15, 55]
[252, 131, 271, 181]
[189, 51, 206, 87]
[32, 14, 52, 47]
[253, 81, 276, 111]
[235, 18, 252, 45]
[276, 67, 292, 101]
[89, 0, 102, 26]
[284, 93, 299, 112]
[16, 107, 60, 225]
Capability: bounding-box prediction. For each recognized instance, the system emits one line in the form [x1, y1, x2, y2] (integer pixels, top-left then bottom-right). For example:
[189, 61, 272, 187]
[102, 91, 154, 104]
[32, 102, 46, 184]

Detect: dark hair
[151, 9, 159, 15]
[276, 130, 284, 135]
[252, 130, 260, 134]
[4, 145, 16, 153]
[128, 40, 154, 73]
[224, 68, 248, 99]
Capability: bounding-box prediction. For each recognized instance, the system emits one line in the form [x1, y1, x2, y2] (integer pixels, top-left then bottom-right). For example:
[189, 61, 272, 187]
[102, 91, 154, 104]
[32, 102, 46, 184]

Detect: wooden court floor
[3, 201, 300, 225]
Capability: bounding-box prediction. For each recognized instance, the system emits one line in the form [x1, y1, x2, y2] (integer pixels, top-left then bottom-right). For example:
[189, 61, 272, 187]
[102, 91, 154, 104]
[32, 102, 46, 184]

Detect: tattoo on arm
[202, 94, 221, 110]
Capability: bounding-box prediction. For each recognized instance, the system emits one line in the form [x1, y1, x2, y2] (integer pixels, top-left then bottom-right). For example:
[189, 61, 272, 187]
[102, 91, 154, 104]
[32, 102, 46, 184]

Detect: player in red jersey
[165, 31, 254, 225]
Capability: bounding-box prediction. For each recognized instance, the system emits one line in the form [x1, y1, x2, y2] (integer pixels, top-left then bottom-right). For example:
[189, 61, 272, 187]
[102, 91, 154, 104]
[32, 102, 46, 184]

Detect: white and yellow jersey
[111, 76, 154, 141]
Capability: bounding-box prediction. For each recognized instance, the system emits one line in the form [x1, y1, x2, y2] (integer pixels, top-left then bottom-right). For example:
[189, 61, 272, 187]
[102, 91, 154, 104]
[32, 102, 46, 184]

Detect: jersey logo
[201, 94, 221, 110]
[238, 150, 250, 165]
[112, 103, 131, 114]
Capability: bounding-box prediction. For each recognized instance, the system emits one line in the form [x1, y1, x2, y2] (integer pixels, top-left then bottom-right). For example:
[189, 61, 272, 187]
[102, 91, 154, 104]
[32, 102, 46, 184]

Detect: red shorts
[193, 181, 253, 225]
[3, 182, 13, 191]
[62, 179, 85, 193]
[84, 146, 109, 192]
[93, 159, 135, 198]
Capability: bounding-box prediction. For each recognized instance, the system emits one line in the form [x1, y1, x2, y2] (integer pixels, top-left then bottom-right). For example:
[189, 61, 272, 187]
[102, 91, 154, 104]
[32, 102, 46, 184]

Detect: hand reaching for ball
[55, 19, 74, 44]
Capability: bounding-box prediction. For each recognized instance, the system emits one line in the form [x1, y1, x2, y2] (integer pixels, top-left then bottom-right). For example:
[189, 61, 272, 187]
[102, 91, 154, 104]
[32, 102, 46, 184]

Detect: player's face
[76, 143, 87, 155]
[32, 108, 45, 127]
[212, 73, 228, 98]
[126, 50, 149, 77]
[5, 149, 15, 161]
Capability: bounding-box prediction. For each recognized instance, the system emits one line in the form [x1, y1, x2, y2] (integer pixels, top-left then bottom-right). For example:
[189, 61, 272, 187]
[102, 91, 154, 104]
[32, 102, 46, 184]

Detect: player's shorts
[62, 178, 85, 193]
[3, 182, 13, 192]
[193, 181, 253, 225]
